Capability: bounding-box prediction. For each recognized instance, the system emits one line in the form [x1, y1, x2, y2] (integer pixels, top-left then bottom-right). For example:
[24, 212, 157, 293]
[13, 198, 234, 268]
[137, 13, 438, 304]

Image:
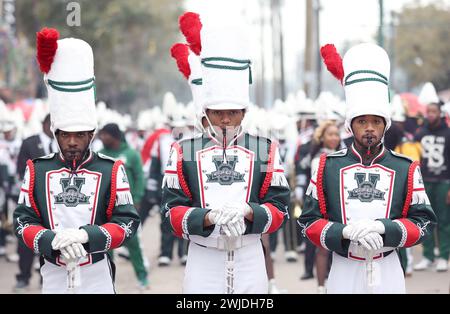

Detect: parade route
[0, 213, 448, 294]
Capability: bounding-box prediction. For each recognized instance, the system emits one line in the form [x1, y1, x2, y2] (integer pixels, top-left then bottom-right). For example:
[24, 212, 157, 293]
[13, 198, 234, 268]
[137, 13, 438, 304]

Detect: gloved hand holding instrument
[52, 228, 89, 293]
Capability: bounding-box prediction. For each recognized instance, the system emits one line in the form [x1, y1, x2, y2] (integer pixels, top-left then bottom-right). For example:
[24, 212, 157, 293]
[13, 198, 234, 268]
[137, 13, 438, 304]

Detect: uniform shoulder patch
[97, 152, 117, 162]
[390, 150, 413, 163]
[327, 148, 347, 158]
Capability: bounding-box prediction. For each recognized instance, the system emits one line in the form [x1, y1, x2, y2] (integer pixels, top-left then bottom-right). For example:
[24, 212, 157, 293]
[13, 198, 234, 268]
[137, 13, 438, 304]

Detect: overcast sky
[185, 0, 449, 48]
[183, 0, 449, 99]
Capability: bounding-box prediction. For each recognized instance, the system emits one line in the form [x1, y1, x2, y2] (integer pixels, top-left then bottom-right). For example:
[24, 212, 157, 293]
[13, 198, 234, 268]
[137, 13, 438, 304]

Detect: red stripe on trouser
[263, 203, 285, 234]
[397, 218, 420, 247]
[102, 223, 126, 249]
[305, 219, 329, 249]
[169, 206, 191, 237]
[22, 225, 46, 250]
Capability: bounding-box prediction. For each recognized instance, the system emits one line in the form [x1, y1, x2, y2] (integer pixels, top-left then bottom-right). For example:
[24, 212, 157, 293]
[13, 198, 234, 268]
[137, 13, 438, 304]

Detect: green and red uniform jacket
[161, 131, 291, 240]
[298, 144, 436, 260]
[13, 151, 140, 266]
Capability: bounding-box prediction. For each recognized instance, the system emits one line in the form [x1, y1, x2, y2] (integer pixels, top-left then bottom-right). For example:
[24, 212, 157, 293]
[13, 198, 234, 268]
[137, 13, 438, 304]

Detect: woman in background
[309, 120, 342, 293]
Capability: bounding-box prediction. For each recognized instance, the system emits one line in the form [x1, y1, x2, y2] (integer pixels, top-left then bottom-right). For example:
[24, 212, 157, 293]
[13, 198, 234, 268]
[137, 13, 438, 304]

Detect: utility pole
[270, 0, 286, 102]
[277, 0, 286, 101]
[314, 0, 321, 97]
[258, 0, 266, 108]
[378, 0, 384, 48]
[0, 0, 3, 23]
[304, 0, 321, 99]
[1, 0, 16, 34]
[270, 0, 276, 103]
[0, 0, 17, 89]
[304, 0, 313, 98]
[389, 10, 397, 91]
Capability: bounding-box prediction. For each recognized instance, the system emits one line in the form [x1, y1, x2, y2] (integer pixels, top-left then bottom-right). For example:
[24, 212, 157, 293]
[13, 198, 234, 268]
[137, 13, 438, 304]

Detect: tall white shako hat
[418, 82, 440, 105]
[199, 19, 252, 112]
[36, 28, 97, 133]
[0, 100, 16, 132]
[321, 43, 391, 135]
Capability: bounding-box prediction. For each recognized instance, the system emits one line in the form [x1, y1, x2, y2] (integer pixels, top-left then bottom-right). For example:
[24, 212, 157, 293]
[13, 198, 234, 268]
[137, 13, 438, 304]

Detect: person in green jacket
[99, 123, 149, 289]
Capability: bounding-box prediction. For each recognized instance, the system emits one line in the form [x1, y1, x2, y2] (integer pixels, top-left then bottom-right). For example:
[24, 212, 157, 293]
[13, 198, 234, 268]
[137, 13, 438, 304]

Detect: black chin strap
[366, 137, 373, 156]
[67, 148, 90, 180]
[222, 129, 227, 164]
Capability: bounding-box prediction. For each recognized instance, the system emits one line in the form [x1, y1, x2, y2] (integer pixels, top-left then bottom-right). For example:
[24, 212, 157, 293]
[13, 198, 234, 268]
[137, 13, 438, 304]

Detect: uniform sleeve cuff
[187, 208, 215, 237]
[378, 218, 402, 247]
[246, 202, 269, 234]
[80, 225, 109, 253]
[325, 223, 349, 255]
[38, 230, 58, 258]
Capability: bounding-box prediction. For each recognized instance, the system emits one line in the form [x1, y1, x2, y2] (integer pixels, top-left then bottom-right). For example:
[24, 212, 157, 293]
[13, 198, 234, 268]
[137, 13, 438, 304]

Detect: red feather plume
[36, 28, 59, 74]
[170, 43, 191, 79]
[179, 12, 202, 56]
[320, 44, 344, 84]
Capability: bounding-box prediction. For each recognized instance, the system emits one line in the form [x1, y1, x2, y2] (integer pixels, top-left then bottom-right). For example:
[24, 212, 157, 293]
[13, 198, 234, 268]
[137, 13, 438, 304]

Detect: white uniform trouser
[327, 252, 405, 294]
[183, 241, 268, 294]
[41, 258, 115, 294]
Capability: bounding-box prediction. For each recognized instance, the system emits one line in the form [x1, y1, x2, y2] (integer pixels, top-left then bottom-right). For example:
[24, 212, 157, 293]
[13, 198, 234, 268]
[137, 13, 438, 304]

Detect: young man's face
[351, 115, 386, 148]
[426, 103, 441, 126]
[56, 130, 94, 161]
[205, 109, 245, 135]
[322, 125, 341, 150]
[98, 131, 117, 150]
[2, 129, 15, 141]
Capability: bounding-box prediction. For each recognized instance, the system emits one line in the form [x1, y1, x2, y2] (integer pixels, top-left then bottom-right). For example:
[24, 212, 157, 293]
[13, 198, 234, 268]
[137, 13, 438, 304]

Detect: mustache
[64, 149, 83, 160]
[363, 134, 377, 141]
[65, 149, 82, 154]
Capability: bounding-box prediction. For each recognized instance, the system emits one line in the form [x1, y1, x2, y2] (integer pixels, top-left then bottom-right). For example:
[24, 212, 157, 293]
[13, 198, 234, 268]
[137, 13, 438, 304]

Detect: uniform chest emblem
[206, 155, 245, 186]
[54, 177, 91, 207]
[348, 173, 385, 203]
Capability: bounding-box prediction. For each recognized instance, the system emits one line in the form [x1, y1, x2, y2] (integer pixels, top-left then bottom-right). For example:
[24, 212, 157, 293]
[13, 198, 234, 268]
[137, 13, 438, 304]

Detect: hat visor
[0, 123, 16, 132]
[204, 102, 247, 111]
[170, 121, 187, 128]
[54, 124, 97, 133]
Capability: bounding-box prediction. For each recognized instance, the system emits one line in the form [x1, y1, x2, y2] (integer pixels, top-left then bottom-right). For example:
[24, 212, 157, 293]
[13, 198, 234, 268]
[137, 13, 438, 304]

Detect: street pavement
[0, 213, 448, 294]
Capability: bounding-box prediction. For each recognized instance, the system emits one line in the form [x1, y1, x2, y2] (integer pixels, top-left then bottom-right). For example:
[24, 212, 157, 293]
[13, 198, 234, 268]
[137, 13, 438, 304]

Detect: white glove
[208, 208, 225, 225]
[349, 220, 385, 242]
[342, 225, 354, 239]
[220, 203, 249, 237]
[242, 203, 253, 217]
[52, 228, 89, 250]
[372, 220, 385, 234]
[358, 232, 384, 251]
[60, 242, 88, 260]
[221, 214, 246, 237]
[221, 203, 252, 219]
[208, 206, 248, 225]
[215, 208, 241, 225]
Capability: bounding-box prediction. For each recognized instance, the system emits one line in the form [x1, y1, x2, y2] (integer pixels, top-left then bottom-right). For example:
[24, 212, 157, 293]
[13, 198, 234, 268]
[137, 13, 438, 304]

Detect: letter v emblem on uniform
[348, 173, 385, 203]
